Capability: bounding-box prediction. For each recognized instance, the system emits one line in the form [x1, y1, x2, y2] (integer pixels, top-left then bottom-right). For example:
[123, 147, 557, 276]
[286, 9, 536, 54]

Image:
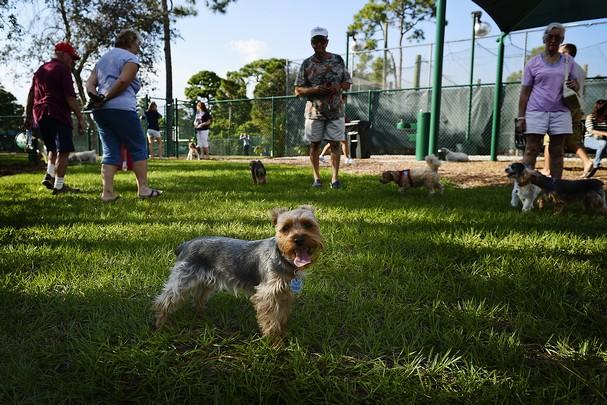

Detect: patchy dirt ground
[267, 155, 606, 188]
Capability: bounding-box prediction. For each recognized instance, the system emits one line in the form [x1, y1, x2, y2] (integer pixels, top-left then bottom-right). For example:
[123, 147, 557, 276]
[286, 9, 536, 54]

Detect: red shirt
[32, 58, 76, 127]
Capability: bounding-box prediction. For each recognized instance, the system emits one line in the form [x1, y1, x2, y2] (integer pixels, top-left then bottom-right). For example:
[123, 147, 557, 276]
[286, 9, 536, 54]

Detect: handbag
[562, 58, 582, 111]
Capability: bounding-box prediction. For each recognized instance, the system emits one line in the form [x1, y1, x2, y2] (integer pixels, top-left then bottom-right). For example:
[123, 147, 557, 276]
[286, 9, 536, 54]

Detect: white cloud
[229, 39, 269, 62]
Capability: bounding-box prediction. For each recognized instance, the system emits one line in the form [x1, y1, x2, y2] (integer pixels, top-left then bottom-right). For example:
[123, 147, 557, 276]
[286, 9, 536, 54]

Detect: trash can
[346, 120, 371, 159]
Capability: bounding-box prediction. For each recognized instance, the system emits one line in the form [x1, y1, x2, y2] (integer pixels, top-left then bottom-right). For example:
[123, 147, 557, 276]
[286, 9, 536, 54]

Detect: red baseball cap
[54, 42, 80, 60]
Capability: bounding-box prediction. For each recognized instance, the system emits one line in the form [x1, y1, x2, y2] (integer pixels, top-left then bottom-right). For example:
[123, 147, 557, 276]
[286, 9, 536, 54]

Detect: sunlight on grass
[1, 156, 606, 402]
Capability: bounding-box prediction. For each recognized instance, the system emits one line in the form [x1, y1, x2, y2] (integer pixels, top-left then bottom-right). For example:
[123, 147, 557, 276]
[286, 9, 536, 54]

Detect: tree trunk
[382, 20, 388, 89]
[161, 0, 173, 155]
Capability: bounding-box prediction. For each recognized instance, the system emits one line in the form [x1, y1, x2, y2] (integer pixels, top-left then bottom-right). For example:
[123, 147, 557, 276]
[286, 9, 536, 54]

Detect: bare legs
[524, 134, 567, 179]
[101, 160, 152, 199]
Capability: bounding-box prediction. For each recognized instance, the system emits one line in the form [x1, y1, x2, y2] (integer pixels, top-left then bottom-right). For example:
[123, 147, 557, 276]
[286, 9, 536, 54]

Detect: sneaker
[41, 174, 55, 190]
[345, 158, 354, 164]
[330, 180, 342, 189]
[319, 156, 326, 163]
[585, 166, 599, 178]
[312, 179, 323, 188]
[52, 184, 80, 195]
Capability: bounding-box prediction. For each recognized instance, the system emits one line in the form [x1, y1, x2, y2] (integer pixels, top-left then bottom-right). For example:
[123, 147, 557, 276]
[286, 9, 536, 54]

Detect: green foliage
[1, 156, 607, 402]
[184, 70, 224, 101]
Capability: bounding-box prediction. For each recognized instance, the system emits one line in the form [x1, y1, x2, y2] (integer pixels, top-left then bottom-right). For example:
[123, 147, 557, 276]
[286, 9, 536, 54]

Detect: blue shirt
[94, 48, 141, 112]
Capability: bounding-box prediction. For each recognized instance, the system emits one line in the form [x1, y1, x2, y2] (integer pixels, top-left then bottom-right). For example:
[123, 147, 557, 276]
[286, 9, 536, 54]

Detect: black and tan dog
[505, 162, 607, 215]
[250, 160, 267, 184]
[380, 154, 443, 195]
[153, 206, 322, 342]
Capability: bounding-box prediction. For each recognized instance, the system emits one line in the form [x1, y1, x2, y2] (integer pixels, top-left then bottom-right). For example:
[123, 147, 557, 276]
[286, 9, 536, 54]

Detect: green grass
[1, 154, 606, 403]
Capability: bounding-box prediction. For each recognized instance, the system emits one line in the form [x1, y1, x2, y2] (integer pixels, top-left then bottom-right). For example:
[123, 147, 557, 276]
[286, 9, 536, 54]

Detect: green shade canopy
[471, 0, 607, 33]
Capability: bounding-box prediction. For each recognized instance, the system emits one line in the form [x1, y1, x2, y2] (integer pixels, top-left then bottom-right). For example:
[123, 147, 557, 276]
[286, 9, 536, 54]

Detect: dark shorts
[93, 109, 148, 166]
[38, 116, 75, 153]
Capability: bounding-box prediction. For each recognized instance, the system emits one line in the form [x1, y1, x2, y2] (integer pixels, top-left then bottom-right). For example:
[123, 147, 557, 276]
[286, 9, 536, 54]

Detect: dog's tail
[425, 154, 442, 171]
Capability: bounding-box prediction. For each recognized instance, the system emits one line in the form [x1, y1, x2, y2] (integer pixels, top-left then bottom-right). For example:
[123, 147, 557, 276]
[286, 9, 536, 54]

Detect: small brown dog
[153, 205, 323, 342]
[380, 154, 443, 195]
[186, 142, 200, 160]
[250, 160, 267, 184]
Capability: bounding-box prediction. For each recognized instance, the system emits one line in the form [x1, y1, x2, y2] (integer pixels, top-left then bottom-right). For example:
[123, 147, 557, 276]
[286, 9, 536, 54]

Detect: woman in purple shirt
[517, 22, 579, 179]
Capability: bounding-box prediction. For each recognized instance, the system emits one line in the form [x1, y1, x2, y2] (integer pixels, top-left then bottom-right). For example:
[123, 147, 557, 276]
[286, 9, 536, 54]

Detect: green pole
[416, 111, 430, 161]
[271, 97, 275, 157]
[466, 12, 479, 143]
[490, 33, 506, 161]
[428, 0, 446, 155]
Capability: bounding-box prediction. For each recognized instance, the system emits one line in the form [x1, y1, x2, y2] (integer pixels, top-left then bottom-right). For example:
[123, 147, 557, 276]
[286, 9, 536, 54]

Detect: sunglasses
[311, 37, 328, 45]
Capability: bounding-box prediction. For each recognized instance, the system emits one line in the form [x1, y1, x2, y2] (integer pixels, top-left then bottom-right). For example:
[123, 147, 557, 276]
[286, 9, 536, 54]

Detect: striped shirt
[584, 114, 607, 138]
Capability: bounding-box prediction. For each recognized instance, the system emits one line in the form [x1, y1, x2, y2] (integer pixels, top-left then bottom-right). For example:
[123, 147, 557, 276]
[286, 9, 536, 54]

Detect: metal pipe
[428, 0, 446, 155]
[490, 33, 506, 161]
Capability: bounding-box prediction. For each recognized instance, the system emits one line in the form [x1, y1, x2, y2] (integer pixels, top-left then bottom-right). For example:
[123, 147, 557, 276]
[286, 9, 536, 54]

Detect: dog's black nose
[294, 236, 305, 246]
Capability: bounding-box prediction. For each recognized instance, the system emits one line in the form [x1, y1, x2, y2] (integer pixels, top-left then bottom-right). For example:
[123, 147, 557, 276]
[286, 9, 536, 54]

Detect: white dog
[438, 147, 469, 162]
[186, 142, 200, 160]
[510, 182, 542, 212]
[68, 149, 97, 164]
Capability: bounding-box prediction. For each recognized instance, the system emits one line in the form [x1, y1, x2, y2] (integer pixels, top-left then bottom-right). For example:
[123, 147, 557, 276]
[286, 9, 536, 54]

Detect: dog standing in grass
[250, 160, 267, 184]
[505, 162, 607, 215]
[154, 205, 323, 341]
[186, 142, 200, 160]
[380, 154, 443, 195]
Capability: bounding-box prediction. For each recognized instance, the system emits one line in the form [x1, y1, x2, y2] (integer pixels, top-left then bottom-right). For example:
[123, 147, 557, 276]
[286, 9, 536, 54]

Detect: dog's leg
[511, 184, 520, 208]
[522, 198, 533, 212]
[250, 281, 294, 342]
[191, 284, 214, 311]
[153, 265, 201, 328]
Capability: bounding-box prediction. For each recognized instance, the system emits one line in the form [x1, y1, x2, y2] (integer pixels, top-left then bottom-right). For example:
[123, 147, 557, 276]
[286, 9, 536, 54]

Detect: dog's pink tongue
[294, 248, 311, 268]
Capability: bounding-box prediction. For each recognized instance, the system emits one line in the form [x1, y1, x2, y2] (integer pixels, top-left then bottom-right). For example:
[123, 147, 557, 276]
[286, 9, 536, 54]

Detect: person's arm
[586, 115, 607, 138]
[103, 62, 139, 102]
[23, 83, 35, 130]
[66, 94, 84, 134]
[517, 85, 532, 132]
[295, 84, 331, 97]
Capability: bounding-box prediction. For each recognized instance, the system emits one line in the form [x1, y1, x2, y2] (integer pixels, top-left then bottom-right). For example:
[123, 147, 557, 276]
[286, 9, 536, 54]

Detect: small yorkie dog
[380, 154, 443, 195]
[153, 205, 323, 341]
[505, 162, 607, 215]
[186, 142, 200, 160]
[250, 160, 267, 184]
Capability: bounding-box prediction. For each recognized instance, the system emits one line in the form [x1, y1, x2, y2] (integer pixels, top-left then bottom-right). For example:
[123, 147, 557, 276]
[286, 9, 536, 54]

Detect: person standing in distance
[24, 41, 84, 194]
[295, 27, 352, 189]
[194, 101, 212, 160]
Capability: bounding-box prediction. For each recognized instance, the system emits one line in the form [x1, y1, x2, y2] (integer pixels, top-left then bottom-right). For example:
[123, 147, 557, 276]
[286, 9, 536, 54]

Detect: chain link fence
[2, 78, 606, 157]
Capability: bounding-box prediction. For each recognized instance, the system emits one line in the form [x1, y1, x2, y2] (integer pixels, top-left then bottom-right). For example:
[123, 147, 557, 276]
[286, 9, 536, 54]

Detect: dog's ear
[270, 208, 288, 225]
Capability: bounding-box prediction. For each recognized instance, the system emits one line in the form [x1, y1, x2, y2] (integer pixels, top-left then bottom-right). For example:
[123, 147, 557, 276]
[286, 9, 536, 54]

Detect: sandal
[100, 194, 121, 203]
[139, 189, 163, 199]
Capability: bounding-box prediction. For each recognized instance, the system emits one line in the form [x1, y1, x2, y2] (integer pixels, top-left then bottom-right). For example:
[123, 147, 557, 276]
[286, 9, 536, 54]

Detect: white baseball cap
[310, 27, 328, 39]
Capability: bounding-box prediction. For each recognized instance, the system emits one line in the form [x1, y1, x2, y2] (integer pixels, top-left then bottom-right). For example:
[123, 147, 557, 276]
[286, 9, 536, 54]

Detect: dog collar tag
[290, 278, 303, 294]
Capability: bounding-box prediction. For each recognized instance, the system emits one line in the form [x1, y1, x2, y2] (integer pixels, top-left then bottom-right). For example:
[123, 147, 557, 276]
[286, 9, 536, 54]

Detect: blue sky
[3, 0, 607, 104]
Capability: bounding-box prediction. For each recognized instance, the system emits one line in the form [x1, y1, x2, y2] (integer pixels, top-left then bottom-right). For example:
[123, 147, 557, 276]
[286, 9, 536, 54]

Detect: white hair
[543, 22, 565, 42]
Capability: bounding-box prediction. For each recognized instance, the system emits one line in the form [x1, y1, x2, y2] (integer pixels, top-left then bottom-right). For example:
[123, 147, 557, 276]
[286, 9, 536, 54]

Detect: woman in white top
[583, 99, 607, 178]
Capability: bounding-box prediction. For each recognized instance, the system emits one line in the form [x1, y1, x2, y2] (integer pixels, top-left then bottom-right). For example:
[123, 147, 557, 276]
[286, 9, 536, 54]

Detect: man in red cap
[24, 41, 85, 194]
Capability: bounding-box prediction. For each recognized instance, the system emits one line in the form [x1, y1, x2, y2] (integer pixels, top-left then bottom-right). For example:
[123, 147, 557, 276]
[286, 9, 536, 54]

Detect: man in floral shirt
[295, 27, 352, 189]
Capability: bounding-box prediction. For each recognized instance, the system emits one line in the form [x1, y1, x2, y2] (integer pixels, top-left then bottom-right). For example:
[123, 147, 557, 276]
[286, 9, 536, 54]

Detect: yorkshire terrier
[380, 154, 443, 195]
[250, 160, 267, 184]
[506, 164, 541, 212]
[153, 205, 323, 341]
[505, 162, 607, 215]
[186, 142, 200, 160]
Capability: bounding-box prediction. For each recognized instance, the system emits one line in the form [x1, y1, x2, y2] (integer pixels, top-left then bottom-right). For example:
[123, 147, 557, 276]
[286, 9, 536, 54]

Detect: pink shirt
[522, 53, 577, 113]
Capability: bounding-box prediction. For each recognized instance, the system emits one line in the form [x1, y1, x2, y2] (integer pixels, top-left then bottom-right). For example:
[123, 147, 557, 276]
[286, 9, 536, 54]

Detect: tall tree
[349, 0, 435, 88]
[0, 85, 23, 131]
[184, 70, 224, 101]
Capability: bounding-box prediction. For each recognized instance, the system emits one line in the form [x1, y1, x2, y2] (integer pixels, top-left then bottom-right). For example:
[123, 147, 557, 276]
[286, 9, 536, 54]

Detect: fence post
[174, 98, 179, 158]
[271, 97, 275, 157]
[490, 33, 506, 161]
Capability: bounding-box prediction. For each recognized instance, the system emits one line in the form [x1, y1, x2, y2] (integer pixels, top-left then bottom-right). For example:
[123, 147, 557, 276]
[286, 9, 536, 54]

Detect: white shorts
[147, 129, 161, 138]
[196, 130, 209, 148]
[525, 111, 572, 135]
[304, 118, 345, 143]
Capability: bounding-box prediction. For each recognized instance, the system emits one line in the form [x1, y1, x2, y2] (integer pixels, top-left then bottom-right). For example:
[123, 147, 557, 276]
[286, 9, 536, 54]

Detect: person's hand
[516, 117, 526, 133]
[77, 118, 85, 136]
[85, 92, 106, 110]
[566, 80, 578, 92]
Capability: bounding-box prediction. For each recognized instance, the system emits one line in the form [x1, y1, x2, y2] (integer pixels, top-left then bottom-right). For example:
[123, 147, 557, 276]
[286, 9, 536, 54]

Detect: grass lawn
[1, 154, 606, 402]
